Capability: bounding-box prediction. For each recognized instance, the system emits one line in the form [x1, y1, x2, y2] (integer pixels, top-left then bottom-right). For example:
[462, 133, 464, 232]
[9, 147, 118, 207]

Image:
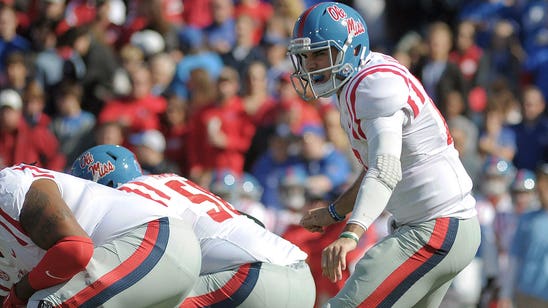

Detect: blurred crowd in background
[0, 0, 546, 307]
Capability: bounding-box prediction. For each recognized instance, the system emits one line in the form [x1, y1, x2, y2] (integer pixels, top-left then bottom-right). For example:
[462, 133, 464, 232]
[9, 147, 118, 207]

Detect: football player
[0, 164, 200, 307]
[289, 2, 480, 307]
[71, 145, 316, 308]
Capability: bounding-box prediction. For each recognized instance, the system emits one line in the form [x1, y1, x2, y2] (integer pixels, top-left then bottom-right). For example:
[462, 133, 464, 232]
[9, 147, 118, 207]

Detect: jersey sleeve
[0, 168, 35, 220]
[354, 71, 411, 120]
[0, 165, 61, 220]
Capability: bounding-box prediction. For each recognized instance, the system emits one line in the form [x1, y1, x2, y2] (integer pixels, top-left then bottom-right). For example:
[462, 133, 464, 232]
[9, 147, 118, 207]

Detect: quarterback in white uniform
[0, 164, 201, 307]
[289, 2, 480, 307]
[71, 145, 316, 308]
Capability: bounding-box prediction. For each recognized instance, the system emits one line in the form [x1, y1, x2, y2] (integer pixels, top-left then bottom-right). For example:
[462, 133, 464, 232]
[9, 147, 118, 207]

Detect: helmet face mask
[288, 2, 370, 100]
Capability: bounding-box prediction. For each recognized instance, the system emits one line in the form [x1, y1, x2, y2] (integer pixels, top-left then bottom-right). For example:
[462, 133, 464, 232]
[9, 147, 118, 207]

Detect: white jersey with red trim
[0, 164, 176, 283]
[338, 52, 476, 224]
[119, 174, 308, 274]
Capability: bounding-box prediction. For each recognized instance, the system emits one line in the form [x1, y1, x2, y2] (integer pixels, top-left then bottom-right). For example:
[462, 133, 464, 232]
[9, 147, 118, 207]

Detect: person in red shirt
[99, 65, 167, 134]
[234, 0, 274, 45]
[160, 94, 190, 176]
[0, 88, 65, 170]
[201, 66, 256, 175]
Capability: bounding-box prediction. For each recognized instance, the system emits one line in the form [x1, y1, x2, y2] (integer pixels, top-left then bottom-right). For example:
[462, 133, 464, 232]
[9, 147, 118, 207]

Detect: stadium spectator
[417, 21, 466, 106]
[475, 156, 516, 307]
[160, 94, 189, 176]
[0, 88, 65, 170]
[510, 85, 548, 171]
[298, 123, 353, 203]
[221, 14, 268, 83]
[22, 80, 51, 128]
[185, 68, 218, 186]
[276, 73, 322, 134]
[0, 5, 30, 75]
[480, 19, 526, 96]
[234, 0, 274, 46]
[241, 61, 279, 171]
[200, 66, 255, 175]
[499, 162, 548, 307]
[252, 123, 303, 211]
[129, 129, 180, 175]
[449, 20, 489, 94]
[148, 52, 176, 97]
[203, 0, 236, 55]
[29, 19, 64, 105]
[1, 51, 29, 94]
[93, 120, 125, 146]
[168, 26, 224, 100]
[478, 100, 517, 161]
[57, 25, 119, 116]
[99, 65, 167, 134]
[49, 80, 96, 168]
[448, 116, 482, 186]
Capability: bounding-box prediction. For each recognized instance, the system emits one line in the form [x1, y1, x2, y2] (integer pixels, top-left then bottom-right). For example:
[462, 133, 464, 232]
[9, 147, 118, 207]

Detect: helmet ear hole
[353, 45, 361, 56]
[106, 180, 115, 188]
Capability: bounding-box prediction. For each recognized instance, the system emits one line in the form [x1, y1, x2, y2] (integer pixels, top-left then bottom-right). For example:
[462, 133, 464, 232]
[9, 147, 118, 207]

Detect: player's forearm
[331, 169, 365, 215]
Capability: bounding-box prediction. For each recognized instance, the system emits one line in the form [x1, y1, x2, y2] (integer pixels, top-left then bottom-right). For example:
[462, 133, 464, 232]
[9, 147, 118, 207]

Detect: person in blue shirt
[298, 123, 353, 203]
[510, 86, 548, 171]
[499, 162, 548, 307]
[251, 124, 304, 211]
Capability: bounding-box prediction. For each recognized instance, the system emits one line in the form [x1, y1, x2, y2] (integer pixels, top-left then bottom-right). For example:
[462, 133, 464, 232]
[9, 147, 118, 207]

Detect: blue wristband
[328, 203, 345, 222]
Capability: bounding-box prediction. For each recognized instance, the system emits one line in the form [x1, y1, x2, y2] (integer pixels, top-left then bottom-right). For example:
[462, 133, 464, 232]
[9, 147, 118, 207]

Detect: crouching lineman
[71, 144, 316, 308]
[0, 163, 201, 307]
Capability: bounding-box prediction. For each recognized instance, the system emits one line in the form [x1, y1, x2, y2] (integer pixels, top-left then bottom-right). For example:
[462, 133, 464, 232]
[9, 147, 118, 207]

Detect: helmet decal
[78, 152, 116, 182]
[327, 5, 365, 36]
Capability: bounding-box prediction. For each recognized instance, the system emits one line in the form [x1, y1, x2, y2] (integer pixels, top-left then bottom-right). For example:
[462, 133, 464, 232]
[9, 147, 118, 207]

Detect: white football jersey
[338, 52, 477, 224]
[119, 174, 308, 274]
[0, 164, 177, 295]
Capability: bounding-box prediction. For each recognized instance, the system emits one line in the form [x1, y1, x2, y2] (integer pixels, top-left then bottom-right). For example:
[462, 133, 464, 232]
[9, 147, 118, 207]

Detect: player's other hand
[321, 237, 357, 282]
[300, 206, 336, 232]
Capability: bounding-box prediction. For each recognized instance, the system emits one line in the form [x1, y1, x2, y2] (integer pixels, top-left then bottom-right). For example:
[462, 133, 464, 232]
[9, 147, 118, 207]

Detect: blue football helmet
[70, 144, 143, 188]
[288, 2, 370, 100]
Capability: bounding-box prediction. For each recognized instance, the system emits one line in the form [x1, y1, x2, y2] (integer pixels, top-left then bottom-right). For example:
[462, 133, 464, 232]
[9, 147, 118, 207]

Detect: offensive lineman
[71, 144, 316, 308]
[289, 2, 480, 307]
[0, 164, 201, 307]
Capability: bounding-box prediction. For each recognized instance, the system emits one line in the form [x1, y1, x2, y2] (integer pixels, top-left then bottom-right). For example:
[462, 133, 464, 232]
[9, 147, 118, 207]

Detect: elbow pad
[367, 154, 402, 190]
[28, 236, 94, 290]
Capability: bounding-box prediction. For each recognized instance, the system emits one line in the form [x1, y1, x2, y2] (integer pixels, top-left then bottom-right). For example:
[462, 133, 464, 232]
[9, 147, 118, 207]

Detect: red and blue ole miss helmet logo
[70, 145, 143, 188]
[288, 2, 369, 99]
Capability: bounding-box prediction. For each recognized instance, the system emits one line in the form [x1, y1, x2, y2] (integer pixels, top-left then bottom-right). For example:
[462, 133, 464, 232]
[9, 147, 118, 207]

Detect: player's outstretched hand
[321, 237, 357, 282]
[300, 206, 336, 232]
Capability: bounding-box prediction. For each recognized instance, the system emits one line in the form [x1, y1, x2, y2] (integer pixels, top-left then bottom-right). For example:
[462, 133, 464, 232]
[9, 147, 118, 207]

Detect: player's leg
[27, 217, 201, 308]
[180, 263, 262, 307]
[395, 216, 481, 308]
[326, 217, 479, 308]
[238, 261, 316, 308]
